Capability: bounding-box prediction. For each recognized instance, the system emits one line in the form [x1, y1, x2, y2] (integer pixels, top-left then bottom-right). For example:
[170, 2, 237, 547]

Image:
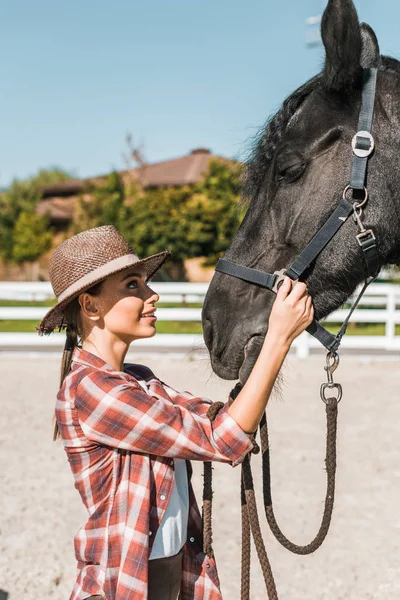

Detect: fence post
[296, 332, 310, 359]
[386, 287, 396, 348]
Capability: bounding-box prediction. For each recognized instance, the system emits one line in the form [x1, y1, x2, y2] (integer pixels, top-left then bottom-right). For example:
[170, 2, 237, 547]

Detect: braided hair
[53, 280, 104, 440]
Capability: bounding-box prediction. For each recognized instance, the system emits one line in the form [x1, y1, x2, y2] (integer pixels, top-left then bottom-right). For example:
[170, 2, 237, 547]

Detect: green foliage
[0, 168, 72, 265]
[72, 171, 125, 233]
[0, 161, 244, 278]
[24, 168, 73, 190]
[0, 181, 38, 262]
[191, 159, 245, 265]
[120, 159, 244, 278]
[12, 212, 53, 264]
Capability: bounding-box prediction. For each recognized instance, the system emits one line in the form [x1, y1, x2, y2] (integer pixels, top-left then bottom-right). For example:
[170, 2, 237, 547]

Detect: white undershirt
[149, 458, 189, 560]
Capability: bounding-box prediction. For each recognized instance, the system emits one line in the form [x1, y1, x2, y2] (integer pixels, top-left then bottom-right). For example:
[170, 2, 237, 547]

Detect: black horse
[202, 0, 400, 382]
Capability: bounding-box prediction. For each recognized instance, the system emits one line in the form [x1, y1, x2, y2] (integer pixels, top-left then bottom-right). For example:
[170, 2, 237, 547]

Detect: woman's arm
[73, 369, 253, 465]
[227, 277, 314, 433]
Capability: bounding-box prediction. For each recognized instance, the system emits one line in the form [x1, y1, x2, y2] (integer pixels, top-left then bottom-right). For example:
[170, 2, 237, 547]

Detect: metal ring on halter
[343, 185, 369, 209]
[320, 382, 343, 404]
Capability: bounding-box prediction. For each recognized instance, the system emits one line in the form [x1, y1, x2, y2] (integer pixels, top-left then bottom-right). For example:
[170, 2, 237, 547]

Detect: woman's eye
[127, 280, 138, 289]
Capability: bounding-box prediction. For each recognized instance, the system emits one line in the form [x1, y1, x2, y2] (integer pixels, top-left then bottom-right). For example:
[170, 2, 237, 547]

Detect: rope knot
[206, 401, 225, 422]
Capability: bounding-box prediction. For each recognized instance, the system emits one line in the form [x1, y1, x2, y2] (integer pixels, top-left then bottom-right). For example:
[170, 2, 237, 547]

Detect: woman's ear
[78, 292, 102, 322]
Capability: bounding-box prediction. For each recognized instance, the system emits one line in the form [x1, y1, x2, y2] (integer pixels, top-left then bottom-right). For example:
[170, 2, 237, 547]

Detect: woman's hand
[267, 277, 314, 347]
[227, 277, 314, 434]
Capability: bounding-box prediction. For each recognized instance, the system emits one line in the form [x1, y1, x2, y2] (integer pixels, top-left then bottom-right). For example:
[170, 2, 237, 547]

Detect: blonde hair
[54, 280, 104, 440]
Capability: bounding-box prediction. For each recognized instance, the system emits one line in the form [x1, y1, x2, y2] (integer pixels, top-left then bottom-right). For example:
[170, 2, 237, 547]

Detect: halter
[215, 67, 380, 354]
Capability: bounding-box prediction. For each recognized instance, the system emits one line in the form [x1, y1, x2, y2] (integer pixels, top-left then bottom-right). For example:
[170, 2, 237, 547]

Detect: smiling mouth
[140, 311, 157, 319]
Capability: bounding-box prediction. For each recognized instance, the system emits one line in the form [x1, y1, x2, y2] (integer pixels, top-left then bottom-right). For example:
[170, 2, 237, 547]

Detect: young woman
[38, 225, 314, 600]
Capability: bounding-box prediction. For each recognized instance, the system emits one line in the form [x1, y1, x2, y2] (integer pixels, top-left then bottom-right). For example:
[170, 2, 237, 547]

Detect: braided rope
[240, 476, 251, 600]
[203, 401, 225, 558]
[203, 389, 339, 600]
[241, 455, 279, 599]
[260, 397, 338, 554]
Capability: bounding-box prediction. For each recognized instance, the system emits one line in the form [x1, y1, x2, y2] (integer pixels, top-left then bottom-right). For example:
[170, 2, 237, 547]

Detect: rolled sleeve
[211, 402, 254, 467]
[75, 370, 253, 464]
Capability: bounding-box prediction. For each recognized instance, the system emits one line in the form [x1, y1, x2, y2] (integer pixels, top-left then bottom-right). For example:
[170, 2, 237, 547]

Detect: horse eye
[276, 161, 307, 184]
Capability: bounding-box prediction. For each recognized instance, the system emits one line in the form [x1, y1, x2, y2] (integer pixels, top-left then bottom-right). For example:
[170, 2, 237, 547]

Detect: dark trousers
[148, 548, 183, 600]
[85, 548, 183, 600]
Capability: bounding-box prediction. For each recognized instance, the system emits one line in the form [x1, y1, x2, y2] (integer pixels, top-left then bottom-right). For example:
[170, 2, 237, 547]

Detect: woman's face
[80, 266, 159, 342]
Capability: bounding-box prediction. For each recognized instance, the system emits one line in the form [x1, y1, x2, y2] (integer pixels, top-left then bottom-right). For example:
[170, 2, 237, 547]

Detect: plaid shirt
[56, 347, 253, 600]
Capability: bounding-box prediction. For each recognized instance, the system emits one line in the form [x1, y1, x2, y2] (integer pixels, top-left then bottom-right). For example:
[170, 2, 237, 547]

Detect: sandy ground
[1, 351, 400, 600]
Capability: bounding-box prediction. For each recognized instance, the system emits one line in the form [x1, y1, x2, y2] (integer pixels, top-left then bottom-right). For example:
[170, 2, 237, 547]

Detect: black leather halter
[215, 68, 380, 353]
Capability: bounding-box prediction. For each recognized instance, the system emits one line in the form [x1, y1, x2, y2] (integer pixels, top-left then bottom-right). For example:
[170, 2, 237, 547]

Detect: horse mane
[244, 56, 400, 202]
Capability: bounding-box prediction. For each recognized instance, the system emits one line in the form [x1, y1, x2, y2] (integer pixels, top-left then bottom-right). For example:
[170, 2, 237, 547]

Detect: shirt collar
[72, 346, 120, 372]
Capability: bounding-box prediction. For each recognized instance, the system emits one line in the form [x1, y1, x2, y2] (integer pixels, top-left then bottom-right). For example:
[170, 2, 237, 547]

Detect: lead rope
[260, 396, 338, 554]
[203, 352, 341, 599]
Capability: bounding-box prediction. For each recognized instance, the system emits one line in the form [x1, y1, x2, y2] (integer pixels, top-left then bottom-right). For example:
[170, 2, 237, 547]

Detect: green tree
[12, 212, 53, 278]
[0, 181, 38, 262]
[25, 167, 73, 190]
[189, 159, 245, 265]
[72, 171, 125, 233]
[120, 159, 244, 280]
[120, 186, 194, 280]
[0, 168, 73, 265]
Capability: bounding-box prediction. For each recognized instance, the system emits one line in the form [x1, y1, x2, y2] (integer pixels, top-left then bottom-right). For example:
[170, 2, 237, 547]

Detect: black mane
[244, 56, 400, 202]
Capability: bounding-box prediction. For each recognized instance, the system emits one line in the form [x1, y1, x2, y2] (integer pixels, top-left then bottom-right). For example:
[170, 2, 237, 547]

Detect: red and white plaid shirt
[56, 347, 253, 600]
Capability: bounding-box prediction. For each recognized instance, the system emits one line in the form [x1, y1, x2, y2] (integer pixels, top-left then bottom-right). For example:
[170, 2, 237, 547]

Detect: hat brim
[37, 250, 171, 336]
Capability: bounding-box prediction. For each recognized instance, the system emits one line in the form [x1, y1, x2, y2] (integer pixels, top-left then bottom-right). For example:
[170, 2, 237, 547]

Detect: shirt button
[189, 537, 195, 543]
[149, 531, 152, 536]
[206, 563, 210, 569]
[160, 494, 166, 501]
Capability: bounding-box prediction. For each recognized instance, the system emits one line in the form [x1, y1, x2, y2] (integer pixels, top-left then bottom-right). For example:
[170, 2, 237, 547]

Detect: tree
[120, 159, 245, 280]
[0, 180, 38, 263]
[26, 167, 73, 190]
[189, 159, 245, 265]
[12, 212, 53, 279]
[72, 171, 126, 233]
[0, 168, 73, 275]
[119, 186, 194, 280]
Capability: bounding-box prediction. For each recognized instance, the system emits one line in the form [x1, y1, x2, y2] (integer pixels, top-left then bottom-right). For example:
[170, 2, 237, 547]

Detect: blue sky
[1, 0, 399, 187]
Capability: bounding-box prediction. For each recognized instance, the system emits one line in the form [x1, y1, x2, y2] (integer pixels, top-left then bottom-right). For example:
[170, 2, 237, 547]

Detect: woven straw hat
[37, 225, 171, 335]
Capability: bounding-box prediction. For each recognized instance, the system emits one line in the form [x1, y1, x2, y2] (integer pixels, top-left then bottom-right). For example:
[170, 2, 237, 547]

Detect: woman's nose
[147, 288, 159, 303]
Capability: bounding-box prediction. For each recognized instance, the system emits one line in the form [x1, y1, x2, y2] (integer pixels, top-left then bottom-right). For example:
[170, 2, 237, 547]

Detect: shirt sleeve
[75, 370, 253, 466]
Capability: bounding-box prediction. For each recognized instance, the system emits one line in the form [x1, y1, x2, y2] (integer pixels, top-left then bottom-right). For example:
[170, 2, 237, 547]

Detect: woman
[38, 225, 314, 600]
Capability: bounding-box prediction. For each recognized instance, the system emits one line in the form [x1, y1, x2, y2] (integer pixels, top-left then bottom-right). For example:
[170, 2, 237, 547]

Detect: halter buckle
[352, 131, 375, 158]
[272, 269, 287, 293]
[356, 229, 376, 247]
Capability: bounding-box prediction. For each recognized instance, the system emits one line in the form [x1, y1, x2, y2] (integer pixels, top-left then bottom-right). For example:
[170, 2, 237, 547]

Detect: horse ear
[321, 0, 362, 90]
[360, 23, 381, 68]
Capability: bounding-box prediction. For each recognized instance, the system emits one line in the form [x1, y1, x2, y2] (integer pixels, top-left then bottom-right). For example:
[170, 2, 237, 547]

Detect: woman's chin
[134, 324, 158, 339]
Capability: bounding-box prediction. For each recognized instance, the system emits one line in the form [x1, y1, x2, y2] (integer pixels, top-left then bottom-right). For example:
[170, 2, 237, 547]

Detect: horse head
[202, 0, 400, 381]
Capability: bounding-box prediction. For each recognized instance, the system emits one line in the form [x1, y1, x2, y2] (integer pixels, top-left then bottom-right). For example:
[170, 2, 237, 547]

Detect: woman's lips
[140, 311, 157, 321]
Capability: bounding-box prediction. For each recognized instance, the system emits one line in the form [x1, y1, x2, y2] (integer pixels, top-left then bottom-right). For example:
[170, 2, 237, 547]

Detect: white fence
[0, 281, 399, 357]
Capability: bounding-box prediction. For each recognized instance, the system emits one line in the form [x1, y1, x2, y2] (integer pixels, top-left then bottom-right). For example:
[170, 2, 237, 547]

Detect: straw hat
[37, 225, 171, 335]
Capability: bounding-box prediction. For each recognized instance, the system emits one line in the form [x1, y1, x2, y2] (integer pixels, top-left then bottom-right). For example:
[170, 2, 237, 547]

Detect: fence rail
[0, 281, 400, 357]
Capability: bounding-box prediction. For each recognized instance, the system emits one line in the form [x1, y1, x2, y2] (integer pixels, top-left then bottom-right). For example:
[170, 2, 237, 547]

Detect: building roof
[37, 148, 225, 223]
